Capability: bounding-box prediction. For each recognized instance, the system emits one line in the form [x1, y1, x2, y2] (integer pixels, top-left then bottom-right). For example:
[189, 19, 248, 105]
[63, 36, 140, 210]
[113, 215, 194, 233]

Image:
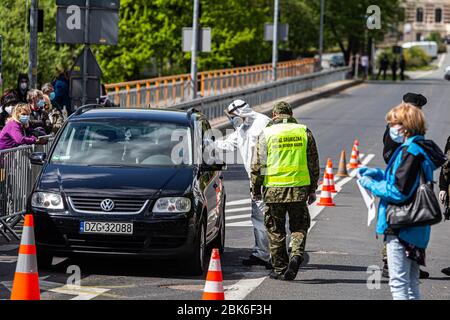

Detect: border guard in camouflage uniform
[250, 101, 320, 280]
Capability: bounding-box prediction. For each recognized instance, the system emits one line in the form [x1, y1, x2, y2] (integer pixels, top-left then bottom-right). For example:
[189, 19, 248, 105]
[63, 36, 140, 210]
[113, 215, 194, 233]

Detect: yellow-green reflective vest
[262, 122, 310, 187]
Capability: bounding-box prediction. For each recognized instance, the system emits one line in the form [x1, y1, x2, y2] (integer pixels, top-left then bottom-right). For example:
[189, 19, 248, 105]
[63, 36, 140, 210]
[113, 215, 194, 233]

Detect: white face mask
[231, 116, 243, 128]
[20, 83, 28, 91]
[389, 125, 405, 143]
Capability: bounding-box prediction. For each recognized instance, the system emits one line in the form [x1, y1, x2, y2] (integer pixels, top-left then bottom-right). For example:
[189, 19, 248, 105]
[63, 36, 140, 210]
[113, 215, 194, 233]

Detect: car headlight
[31, 192, 64, 210]
[153, 197, 191, 213]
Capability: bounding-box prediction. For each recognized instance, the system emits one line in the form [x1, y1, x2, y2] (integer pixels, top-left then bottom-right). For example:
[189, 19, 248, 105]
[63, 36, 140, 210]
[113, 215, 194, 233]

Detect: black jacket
[439, 136, 450, 192]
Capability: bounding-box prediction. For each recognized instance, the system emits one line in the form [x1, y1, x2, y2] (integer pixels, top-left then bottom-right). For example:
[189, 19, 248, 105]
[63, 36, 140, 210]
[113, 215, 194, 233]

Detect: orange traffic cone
[317, 168, 336, 207]
[202, 248, 225, 300]
[325, 159, 337, 193]
[336, 150, 349, 177]
[10, 214, 40, 300]
[348, 140, 361, 169]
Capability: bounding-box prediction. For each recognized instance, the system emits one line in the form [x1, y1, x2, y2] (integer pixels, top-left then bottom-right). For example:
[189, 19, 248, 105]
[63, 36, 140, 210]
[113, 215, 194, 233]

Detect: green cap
[273, 101, 293, 116]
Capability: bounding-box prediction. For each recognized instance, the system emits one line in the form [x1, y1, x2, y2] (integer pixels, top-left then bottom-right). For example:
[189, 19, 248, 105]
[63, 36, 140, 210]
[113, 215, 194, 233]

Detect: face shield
[225, 100, 250, 129]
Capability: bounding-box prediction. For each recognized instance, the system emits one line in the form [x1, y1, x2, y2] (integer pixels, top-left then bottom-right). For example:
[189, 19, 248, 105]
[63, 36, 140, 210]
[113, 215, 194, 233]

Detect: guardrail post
[200, 73, 205, 98]
[172, 78, 177, 103]
[126, 85, 130, 108]
[155, 81, 160, 107]
[136, 83, 141, 107]
[115, 87, 120, 106]
[146, 82, 150, 107]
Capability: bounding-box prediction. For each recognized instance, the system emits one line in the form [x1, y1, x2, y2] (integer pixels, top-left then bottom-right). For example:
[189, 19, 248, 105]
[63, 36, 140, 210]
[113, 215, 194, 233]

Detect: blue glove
[358, 176, 374, 190]
[358, 167, 383, 181]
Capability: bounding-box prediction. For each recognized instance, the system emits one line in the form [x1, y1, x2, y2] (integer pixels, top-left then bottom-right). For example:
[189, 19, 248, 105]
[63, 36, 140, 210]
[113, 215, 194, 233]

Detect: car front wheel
[185, 221, 206, 276]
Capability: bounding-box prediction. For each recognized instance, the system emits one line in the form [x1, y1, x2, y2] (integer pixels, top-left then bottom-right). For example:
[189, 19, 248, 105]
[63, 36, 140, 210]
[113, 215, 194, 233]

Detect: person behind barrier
[0, 89, 19, 129]
[251, 101, 320, 281]
[0, 104, 46, 150]
[27, 89, 52, 135]
[359, 103, 446, 300]
[210, 99, 272, 268]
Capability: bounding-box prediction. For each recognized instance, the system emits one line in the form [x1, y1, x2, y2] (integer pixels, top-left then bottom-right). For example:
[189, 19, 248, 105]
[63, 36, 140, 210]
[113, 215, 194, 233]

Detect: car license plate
[80, 221, 133, 235]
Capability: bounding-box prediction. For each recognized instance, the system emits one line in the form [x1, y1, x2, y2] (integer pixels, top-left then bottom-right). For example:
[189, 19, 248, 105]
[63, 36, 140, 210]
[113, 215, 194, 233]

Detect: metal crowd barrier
[0, 136, 54, 241]
[105, 58, 317, 108]
[171, 67, 351, 121]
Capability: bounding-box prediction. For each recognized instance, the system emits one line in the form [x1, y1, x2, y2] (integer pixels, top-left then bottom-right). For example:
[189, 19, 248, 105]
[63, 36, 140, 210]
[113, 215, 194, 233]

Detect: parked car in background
[330, 54, 345, 68]
[402, 41, 438, 59]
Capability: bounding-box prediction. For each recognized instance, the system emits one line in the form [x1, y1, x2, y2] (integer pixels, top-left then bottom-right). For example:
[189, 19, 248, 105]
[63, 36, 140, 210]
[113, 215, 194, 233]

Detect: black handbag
[386, 169, 442, 228]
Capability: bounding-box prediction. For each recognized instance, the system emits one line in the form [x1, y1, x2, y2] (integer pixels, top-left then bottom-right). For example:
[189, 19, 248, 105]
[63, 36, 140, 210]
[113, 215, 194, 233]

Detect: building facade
[403, 0, 450, 42]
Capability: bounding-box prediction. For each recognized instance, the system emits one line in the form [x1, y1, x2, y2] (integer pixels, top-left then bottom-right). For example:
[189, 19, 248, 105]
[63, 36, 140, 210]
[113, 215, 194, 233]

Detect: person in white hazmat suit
[213, 99, 272, 268]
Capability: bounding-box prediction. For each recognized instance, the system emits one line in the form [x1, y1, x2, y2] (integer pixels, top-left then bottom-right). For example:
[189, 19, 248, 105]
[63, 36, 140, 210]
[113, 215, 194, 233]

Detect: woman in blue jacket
[359, 103, 446, 300]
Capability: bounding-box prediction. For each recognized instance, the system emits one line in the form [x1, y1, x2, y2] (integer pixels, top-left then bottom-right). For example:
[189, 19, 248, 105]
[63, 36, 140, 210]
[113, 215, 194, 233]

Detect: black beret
[403, 93, 427, 108]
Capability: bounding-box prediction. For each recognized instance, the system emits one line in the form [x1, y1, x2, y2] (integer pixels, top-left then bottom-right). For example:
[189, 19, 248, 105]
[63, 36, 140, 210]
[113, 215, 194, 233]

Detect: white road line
[224, 276, 266, 300]
[310, 154, 375, 224]
[226, 214, 251, 221]
[226, 206, 252, 213]
[226, 199, 251, 207]
[226, 220, 253, 227]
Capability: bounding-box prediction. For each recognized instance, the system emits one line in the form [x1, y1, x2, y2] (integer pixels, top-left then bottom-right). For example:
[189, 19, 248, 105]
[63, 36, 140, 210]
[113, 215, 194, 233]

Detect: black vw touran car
[29, 107, 226, 275]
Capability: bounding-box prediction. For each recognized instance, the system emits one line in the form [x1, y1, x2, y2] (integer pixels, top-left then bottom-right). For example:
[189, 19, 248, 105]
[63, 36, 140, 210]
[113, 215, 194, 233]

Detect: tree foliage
[0, 0, 75, 90]
[1, 0, 404, 88]
[310, 0, 404, 63]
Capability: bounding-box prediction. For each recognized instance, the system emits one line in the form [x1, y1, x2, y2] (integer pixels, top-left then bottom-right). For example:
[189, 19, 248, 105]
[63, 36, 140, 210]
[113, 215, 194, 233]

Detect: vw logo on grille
[100, 199, 115, 212]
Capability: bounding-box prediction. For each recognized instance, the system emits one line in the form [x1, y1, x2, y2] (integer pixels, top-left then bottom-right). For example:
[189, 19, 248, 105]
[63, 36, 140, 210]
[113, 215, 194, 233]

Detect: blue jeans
[386, 235, 421, 300]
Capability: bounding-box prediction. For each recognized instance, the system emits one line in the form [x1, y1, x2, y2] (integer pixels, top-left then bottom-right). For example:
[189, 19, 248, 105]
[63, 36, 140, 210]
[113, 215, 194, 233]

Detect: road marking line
[226, 199, 251, 207]
[310, 153, 375, 225]
[50, 285, 110, 300]
[226, 214, 251, 221]
[224, 277, 266, 300]
[226, 220, 253, 227]
[226, 206, 252, 213]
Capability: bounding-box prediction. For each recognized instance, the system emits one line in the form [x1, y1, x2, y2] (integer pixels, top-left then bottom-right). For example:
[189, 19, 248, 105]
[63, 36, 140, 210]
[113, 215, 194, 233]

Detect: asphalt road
[1, 55, 450, 300]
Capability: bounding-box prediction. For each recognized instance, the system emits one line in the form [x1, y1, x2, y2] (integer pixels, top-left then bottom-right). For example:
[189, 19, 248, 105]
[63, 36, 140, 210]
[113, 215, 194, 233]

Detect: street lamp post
[272, 0, 279, 81]
[318, 0, 325, 71]
[29, 0, 38, 89]
[190, 0, 200, 100]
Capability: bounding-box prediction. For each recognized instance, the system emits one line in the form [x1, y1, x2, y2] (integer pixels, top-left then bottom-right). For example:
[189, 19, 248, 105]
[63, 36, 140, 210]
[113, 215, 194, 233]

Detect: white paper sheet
[356, 173, 377, 227]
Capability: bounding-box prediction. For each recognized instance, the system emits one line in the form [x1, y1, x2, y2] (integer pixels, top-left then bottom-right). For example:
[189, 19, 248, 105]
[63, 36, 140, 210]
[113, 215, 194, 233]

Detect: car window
[50, 120, 192, 166]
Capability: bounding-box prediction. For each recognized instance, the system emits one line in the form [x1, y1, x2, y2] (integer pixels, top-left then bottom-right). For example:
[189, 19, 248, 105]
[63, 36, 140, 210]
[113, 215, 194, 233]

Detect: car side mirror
[29, 152, 46, 166]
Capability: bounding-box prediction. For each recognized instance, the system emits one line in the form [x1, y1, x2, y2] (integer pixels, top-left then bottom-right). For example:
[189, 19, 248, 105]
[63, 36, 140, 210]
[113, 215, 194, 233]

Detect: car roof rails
[186, 107, 201, 119]
[72, 104, 105, 117]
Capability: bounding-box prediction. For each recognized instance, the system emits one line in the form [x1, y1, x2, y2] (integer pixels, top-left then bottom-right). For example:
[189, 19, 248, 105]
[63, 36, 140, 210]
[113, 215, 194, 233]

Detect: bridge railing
[105, 58, 318, 108]
[172, 67, 351, 122]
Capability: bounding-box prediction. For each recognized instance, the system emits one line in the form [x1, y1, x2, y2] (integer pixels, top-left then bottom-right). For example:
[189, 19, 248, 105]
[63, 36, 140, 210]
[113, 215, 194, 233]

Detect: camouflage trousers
[264, 202, 310, 274]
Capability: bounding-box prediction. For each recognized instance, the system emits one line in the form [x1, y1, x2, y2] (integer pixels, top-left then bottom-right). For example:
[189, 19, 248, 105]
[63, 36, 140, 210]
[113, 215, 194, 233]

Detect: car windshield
[50, 120, 192, 166]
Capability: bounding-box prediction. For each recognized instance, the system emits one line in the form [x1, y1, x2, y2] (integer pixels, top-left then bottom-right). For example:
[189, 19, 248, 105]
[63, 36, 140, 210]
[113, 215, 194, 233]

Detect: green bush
[403, 46, 432, 69]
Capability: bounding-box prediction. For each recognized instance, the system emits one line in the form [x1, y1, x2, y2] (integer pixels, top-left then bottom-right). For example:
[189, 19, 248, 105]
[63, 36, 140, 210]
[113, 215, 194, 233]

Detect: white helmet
[226, 99, 250, 116]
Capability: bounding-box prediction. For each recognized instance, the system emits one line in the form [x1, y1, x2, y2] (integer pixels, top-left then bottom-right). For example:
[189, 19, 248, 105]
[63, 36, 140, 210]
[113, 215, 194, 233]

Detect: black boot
[419, 269, 430, 279]
[442, 267, 450, 276]
[283, 256, 303, 281]
[382, 263, 389, 279]
[269, 270, 285, 280]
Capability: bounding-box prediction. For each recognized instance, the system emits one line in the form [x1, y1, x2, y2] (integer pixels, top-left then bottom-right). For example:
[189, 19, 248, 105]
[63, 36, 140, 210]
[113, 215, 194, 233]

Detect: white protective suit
[214, 101, 271, 262]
